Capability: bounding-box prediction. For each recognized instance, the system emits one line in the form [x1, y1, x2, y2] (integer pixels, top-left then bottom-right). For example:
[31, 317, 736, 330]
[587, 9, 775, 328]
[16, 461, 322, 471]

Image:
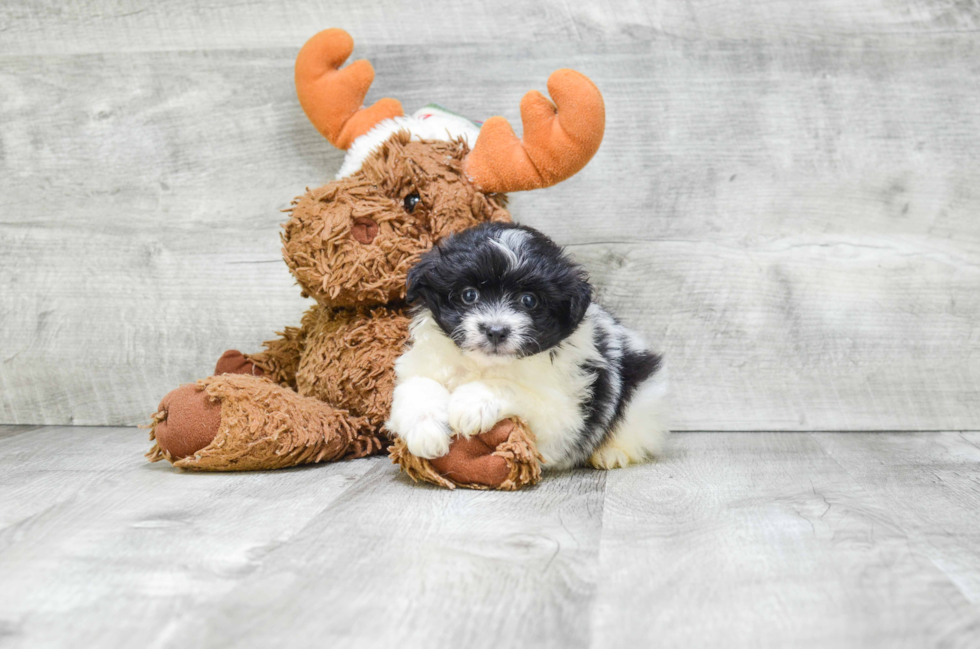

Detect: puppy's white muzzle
[459, 302, 531, 358]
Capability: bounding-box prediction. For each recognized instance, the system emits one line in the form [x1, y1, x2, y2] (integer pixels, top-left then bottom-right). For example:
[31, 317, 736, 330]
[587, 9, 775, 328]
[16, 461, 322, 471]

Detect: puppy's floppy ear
[406, 249, 440, 307]
[566, 272, 593, 327]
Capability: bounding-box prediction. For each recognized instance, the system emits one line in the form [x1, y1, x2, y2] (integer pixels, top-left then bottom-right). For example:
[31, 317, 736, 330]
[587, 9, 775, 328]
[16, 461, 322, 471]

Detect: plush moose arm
[216, 308, 316, 388]
[242, 325, 306, 388]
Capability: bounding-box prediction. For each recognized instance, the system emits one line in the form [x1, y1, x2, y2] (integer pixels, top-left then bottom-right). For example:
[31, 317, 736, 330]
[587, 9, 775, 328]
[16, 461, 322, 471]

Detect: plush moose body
[147, 28, 605, 489]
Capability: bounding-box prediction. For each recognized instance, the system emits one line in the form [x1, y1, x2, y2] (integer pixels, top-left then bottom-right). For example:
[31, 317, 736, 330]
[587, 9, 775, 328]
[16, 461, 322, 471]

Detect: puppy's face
[407, 223, 592, 360]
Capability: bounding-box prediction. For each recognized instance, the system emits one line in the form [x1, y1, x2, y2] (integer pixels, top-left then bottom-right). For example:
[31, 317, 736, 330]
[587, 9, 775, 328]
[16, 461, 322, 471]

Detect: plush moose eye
[403, 192, 421, 213]
[520, 293, 538, 309]
[461, 288, 480, 305]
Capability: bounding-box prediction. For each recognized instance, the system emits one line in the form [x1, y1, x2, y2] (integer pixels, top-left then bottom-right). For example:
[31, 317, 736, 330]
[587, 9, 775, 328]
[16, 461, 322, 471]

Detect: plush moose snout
[351, 217, 379, 244]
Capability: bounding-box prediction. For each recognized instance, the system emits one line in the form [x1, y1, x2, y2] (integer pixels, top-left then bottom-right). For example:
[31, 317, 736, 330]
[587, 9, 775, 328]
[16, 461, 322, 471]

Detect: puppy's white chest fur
[393, 311, 608, 468]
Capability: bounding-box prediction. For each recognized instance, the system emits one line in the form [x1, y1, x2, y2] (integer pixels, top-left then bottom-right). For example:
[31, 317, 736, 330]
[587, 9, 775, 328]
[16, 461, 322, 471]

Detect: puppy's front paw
[449, 382, 504, 437]
[404, 418, 452, 459]
[387, 377, 452, 459]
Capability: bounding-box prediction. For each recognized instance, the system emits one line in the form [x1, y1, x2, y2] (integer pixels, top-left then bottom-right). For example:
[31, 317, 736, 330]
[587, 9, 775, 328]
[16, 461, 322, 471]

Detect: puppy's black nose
[485, 325, 510, 346]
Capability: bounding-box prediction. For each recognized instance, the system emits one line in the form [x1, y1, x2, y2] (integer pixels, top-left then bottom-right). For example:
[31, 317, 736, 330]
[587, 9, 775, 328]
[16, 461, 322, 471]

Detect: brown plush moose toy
[147, 28, 605, 489]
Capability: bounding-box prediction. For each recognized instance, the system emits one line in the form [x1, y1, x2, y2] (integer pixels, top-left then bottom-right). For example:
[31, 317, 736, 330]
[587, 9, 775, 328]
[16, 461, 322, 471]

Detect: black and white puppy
[386, 223, 668, 470]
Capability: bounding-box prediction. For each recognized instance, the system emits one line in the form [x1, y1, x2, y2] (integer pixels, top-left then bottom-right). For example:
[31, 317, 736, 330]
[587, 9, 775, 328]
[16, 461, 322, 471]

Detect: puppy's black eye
[403, 192, 421, 213]
[461, 287, 480, 305]
[520, 293, 538, 309]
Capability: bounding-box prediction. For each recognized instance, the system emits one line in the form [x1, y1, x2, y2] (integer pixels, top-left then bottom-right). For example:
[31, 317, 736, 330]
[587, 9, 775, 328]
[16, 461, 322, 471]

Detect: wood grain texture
[3, 429, 980, 648]
[0, 426, 375, 648]
[0, 425, 42, 441]
[0, 48, 320, 426]
[593, 432, 980, 648]
[815, 432, 980, 604]
[2, 6, 980, 428]
[159, 464, 606, 649]
[2, 0, 978, 55]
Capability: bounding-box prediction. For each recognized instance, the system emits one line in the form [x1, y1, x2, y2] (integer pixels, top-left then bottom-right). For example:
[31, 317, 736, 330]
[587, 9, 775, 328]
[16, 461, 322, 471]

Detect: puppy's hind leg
[589, 369, 669, 470]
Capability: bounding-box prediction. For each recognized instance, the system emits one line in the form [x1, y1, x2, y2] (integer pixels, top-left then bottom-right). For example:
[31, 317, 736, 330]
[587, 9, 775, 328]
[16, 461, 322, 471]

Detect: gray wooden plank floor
[2, 429, 979, 648]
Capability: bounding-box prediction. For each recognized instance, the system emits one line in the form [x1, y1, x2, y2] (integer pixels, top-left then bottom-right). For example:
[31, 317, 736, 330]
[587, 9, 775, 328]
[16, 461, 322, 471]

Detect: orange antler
[464, 69, 605, 193]
[295, 28, 404, 150]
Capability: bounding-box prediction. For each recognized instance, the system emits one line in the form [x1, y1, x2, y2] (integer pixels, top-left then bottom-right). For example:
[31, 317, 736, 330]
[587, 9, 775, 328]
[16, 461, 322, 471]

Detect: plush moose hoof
[428, 424, 514, 486]
[150, 384, 222, 460]
[214, 349, 264, 377]
[390, 418, 542, 490]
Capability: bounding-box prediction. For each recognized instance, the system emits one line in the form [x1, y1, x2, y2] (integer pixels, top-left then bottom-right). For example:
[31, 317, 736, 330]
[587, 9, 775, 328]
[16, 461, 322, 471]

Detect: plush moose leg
[147, 373, 374, 471]
[389, 418, 543, 491]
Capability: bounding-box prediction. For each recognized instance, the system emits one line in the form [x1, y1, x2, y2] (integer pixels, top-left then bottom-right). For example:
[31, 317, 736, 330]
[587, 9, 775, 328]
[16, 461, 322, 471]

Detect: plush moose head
[282, 28, 606, 308]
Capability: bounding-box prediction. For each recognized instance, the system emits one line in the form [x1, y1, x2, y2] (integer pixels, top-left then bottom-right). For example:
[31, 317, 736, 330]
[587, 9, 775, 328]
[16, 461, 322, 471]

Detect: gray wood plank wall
[1, 1, 978, 429]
